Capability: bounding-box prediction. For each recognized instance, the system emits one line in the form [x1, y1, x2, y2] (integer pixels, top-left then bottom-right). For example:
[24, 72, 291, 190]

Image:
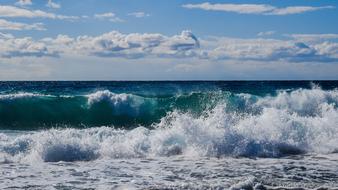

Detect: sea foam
[0, 92, 55, 100]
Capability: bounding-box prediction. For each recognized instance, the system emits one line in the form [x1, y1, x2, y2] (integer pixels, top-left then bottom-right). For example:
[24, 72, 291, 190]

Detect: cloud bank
[45, 30, 200, 58]
[0, 31, 337, 63]
[205, 37, 338, 62]
[0, 33, 58, 58]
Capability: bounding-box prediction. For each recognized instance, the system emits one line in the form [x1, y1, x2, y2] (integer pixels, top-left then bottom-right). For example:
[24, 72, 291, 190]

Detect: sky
[0, 0, 338, 80]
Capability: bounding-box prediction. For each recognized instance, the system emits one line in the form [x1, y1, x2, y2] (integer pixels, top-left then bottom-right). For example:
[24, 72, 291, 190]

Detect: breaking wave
[0, 92, 55, 100]
[0, 90, 224, 129]
[1, 85, 338, 161]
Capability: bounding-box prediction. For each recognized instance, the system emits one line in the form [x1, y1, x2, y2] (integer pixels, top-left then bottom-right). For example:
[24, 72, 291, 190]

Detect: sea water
[0, 81, 338, 189]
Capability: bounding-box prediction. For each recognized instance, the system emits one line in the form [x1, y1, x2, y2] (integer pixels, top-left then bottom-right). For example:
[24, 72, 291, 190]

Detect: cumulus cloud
[0, 32, 14, 39]
[94, 12, 123, 22]
[0, 19, 45, 30]
[46, 0, 61, 9]
[59, 32, 337, 61]
[203, 37, 338, 62]
[128, 12, 150, 18]
[15, 0, 32, 6]
[0, 31, 199, 59]
[47, 30, 200, 58]
[0, 5, 78, 20]
[0, 35, 58, 58]
[182, 2, 334, 15]
[313, 42, 338, 59]
[1, 30, 338, 63]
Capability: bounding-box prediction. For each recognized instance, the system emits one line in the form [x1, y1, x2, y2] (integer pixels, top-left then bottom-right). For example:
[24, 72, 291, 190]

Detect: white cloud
[0, 19, 45, 30]
[15, 0, 32, 6]
[288, 34, 338, 42]
[94, 12, 124, 22]
[183, 3, 274, 14]
[1, 30, 338, 63]
[313, 42, 338, 59]
[0, 5, 78, 20]
[182, 2, 334, 15]
[0, 31, 199, 59]
[268, 6, 333, 15]
[257, 31, 275, 37]
[48, 30, 200, 58]
[0, 32, 14, 39]
[203, 37, 338, 62]
[0, 35, 58, 58]
[128, 12, 150, 18]
[46, 0, 61, 9]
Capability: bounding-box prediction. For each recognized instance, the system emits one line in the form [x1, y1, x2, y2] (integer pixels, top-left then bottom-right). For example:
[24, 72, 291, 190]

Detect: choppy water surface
[1, 154, 338, 189]
[1, 81, 338, 189]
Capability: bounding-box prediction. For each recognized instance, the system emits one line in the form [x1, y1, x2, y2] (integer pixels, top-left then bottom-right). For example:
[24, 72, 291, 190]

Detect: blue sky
[0, 0, 338, 80]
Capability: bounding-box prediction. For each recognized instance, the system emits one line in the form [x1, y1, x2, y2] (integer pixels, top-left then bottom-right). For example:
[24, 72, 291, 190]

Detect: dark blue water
[1, 81, 337, 95]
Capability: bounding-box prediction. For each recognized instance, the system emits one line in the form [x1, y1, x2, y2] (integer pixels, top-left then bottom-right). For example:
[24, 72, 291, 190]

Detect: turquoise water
[0, 81, 337, 129]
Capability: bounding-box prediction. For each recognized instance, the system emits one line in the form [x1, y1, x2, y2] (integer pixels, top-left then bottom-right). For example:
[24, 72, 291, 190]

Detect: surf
[1, 85, 338, 162]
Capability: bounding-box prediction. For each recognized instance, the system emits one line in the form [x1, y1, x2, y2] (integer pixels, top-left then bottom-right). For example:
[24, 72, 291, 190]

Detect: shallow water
[1, 154, 338, 189]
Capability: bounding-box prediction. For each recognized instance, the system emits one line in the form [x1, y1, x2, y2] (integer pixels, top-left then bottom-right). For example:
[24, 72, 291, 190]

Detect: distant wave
[0, 92, 56, 100]
[1, 86, 338, 162]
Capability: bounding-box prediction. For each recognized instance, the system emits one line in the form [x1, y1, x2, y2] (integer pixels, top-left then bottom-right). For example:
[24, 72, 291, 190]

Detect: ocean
[0, 81, 338, 189]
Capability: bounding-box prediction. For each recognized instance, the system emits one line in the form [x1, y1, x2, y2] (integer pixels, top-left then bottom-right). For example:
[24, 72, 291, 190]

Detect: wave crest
[255, 86, 338, 116]
[86, 90, 157, 116]
[0, 92, 54, 100]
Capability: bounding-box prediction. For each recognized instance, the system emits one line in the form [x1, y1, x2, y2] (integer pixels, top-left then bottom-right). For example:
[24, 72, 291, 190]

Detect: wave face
[0, 90, 224, 129]
[0, 91, 162, 129]
[1, 81, 338, 160]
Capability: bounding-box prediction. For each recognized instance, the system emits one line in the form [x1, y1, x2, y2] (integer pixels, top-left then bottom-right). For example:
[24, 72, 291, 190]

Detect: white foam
[255, 86, 338, 116]
[86, 90, 156, 116]
[229, 177, 257, 190]
[0, 92, 55, 100]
